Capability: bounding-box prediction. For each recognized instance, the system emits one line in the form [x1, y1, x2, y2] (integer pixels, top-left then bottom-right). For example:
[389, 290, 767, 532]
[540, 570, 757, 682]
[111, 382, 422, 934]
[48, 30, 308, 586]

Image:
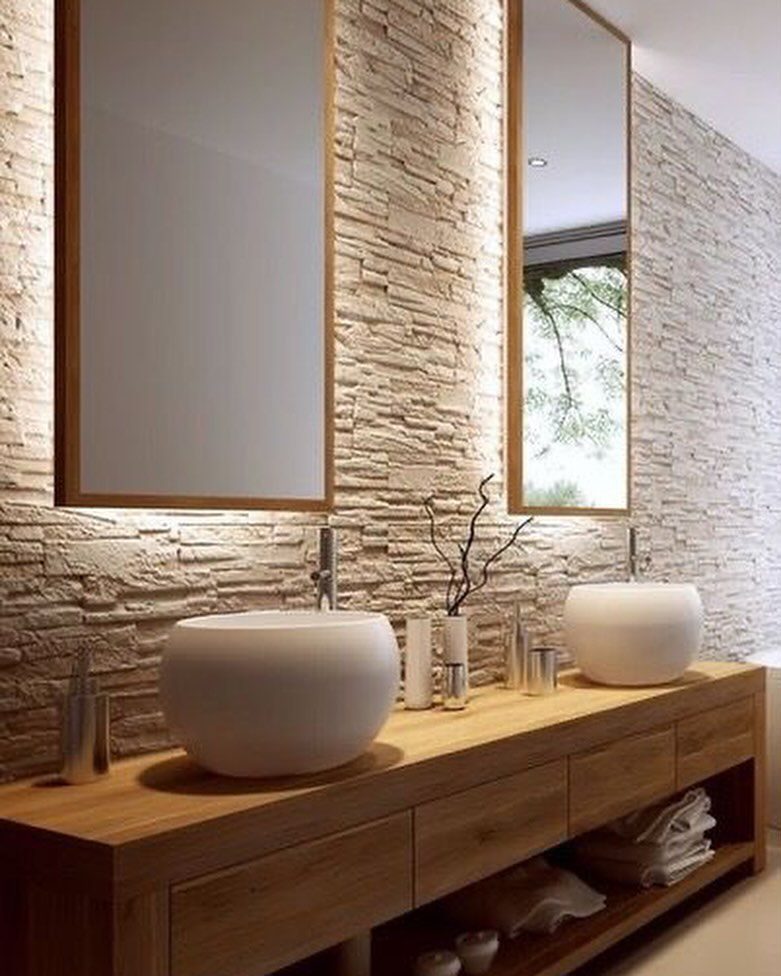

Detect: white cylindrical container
[443, 615, 468, 665]
[405, 616, 433, 710]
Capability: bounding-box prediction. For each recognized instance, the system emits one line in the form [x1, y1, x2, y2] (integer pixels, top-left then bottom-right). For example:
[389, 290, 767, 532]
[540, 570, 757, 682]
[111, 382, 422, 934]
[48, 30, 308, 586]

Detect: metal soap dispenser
[506, 600, 529, 691]
[61, 648, 110, 784]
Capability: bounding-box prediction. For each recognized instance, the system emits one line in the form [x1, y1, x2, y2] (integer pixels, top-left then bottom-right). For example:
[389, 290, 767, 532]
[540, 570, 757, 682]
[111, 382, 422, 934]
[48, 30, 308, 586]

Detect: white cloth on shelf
[577, 839, 715, 888]
[573, 788, 716, 889]
[441, 857, 606, 937]
[607, 788, 712, 845]
[575, 816, 716, 866]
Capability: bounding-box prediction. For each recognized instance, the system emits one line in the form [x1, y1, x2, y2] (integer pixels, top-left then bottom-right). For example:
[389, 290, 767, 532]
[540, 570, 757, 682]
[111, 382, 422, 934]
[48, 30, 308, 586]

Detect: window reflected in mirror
[507, 0, 630, 514]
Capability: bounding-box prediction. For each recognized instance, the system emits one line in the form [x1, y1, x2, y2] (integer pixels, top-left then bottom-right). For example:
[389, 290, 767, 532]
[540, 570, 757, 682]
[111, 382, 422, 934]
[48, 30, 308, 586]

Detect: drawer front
[171, 813, 412, 976]
[677, 696, 755, 788]
[569, 725, 676, 835]
[414, 760, 568, 905]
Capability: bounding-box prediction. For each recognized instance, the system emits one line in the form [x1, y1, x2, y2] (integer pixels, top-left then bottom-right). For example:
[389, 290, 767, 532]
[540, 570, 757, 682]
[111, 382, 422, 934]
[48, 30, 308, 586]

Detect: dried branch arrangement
[424, 474, 533, 616]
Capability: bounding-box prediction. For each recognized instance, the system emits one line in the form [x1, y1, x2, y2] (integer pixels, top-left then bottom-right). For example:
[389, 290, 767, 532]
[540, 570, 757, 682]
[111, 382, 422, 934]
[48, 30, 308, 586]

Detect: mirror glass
[508, 0, 629, 514]
[56, 0, 332, 509]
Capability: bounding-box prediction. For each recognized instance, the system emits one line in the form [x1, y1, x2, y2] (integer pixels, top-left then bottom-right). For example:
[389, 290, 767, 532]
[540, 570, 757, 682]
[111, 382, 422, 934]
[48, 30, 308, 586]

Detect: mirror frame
[53, 0, 335, 511]
[505, 0, 632, 516]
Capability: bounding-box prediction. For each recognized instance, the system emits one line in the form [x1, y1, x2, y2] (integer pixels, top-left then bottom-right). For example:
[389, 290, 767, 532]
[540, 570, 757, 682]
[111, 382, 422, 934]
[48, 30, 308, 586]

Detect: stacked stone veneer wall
[1, 0, 780, 780]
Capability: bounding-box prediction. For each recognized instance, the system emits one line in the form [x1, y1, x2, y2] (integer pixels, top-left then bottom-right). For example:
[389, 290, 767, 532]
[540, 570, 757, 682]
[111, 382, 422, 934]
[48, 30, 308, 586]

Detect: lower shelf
[374, 842, 755, 976]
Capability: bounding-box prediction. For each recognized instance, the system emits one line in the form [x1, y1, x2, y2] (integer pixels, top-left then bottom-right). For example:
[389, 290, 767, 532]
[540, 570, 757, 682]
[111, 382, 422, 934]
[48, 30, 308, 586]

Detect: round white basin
[564, 583, 704, 686]
[160, 610, 400, 778]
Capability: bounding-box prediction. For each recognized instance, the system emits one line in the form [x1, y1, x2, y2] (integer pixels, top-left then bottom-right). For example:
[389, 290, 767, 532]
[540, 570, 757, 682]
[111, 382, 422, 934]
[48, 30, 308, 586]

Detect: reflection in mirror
[55, 0, 333, 510]
[507, 0, 630, 514]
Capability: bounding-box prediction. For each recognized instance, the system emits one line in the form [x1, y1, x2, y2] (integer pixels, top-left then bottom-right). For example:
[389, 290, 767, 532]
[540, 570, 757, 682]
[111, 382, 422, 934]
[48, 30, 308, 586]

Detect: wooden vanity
[0, 662, 766, 976]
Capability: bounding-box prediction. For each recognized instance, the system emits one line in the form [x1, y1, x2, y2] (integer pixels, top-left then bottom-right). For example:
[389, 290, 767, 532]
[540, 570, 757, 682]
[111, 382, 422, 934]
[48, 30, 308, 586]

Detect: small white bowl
[414, 950, 462, 976]
[455, 931, 500, 975]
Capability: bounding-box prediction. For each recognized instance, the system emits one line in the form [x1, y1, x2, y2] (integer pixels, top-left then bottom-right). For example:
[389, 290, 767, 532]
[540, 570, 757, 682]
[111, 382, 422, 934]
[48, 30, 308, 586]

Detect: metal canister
[527, 647, 558, 696]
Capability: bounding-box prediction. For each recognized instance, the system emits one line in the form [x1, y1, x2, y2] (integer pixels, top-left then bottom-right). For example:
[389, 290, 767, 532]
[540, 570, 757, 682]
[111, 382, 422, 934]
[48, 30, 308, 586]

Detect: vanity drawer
[677, 696, 755, 788]
[171, 813, 412, 976]
[414, 760, 568, 905]
[569, 725, 676, 835]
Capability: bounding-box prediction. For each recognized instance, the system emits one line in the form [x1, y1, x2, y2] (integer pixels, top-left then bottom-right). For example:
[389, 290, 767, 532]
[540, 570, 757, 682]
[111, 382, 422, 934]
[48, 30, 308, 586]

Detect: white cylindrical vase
[443, 615, 468, 664]
[405, 616, 433, 710]
[443, 615, 469, 695]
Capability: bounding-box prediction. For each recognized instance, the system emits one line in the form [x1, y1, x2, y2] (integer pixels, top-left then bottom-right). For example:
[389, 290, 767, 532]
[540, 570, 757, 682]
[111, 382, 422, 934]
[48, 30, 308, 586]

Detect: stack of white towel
[573, 787, 716, 888]
[442, 857, 606, 936]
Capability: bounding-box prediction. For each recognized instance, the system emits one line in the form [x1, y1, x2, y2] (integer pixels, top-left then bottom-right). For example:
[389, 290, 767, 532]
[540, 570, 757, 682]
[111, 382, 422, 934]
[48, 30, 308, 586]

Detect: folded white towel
[575, 815, 716, 867]
[573, 788, 716, 889]
[577, 841, 715, 888]
[442, 857, 606, 937]
[607, 788, 711, 845]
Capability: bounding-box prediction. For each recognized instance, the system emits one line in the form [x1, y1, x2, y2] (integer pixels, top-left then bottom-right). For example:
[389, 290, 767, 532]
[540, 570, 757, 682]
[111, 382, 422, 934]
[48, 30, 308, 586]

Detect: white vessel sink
[160, 610, 400, 778]
[564, 583, 704, 686]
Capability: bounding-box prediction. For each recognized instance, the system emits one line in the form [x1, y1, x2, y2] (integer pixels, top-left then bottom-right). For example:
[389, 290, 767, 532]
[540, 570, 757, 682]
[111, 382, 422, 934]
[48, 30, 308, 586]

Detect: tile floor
[594, 832, 781, 975]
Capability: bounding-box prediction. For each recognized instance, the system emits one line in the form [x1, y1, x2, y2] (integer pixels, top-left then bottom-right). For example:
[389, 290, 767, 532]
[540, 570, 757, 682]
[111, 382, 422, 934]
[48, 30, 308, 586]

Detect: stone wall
[632, 81, 781, 664]
[1, 0, 780, 780]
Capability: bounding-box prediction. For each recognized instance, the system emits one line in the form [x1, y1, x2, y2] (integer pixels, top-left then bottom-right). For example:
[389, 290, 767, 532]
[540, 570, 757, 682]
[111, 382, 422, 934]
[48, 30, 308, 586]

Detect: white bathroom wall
[1, 0, 780, 780]
[632, 81, 781, 658]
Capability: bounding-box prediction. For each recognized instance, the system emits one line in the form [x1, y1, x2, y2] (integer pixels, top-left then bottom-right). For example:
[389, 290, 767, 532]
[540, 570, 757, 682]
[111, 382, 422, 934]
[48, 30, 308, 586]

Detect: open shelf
[373, 842, 755, 976]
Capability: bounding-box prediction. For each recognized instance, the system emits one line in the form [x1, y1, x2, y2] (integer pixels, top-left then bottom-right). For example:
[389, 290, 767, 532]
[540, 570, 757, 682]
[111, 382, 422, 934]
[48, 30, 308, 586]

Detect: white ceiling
[587, 0, 781, 174]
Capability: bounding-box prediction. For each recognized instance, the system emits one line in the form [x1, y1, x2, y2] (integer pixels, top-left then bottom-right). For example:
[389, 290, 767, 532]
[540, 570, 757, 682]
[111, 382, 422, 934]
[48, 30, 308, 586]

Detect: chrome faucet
[628, 525, 639, 582]
[627, 526, 651, 582]
[312, 526, 338, 610]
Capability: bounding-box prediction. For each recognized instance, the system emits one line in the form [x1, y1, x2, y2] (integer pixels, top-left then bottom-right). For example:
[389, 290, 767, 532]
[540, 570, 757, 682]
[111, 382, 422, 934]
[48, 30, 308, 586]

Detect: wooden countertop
[0, 661, 763, 897]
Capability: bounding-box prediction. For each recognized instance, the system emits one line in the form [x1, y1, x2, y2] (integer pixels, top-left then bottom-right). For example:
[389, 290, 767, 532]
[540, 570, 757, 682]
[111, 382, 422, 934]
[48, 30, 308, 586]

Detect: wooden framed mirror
[506, 0, 631, 515]
[55, 0, 334, 510]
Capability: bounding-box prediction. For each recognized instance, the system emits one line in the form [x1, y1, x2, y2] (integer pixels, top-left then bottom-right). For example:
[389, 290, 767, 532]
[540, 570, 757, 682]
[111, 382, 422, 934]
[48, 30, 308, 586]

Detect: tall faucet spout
[313, 526, 338, 610]
[627, 525, 638, 582]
